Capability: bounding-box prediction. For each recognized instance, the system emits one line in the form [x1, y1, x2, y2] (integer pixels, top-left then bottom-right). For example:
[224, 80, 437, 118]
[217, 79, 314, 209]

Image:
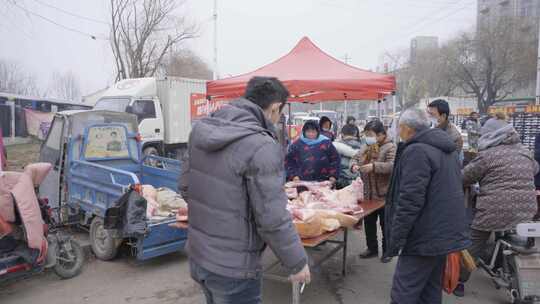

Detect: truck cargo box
[156, 77, 206, 144]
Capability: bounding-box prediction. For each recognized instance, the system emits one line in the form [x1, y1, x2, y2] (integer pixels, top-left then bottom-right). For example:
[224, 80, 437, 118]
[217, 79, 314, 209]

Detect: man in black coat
[385, 108, 470, 304]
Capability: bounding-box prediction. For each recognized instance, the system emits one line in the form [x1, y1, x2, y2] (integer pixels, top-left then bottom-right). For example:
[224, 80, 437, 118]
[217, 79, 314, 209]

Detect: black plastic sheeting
[0, 105, 10, 136]
[14, 106, 27, 137]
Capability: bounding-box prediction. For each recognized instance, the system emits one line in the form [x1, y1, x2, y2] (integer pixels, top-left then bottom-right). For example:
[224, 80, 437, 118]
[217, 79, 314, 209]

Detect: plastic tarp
[24, 109, 54, 140]
[207, 37, 396, 102]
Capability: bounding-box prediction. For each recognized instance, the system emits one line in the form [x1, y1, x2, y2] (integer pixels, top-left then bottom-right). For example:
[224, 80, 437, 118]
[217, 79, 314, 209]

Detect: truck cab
[94, 77, 206, 158]
[94, 78, 165, 157]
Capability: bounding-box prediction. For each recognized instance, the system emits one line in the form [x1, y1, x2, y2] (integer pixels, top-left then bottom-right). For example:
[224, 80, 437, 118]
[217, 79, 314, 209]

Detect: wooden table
[264, 199, 385, 304]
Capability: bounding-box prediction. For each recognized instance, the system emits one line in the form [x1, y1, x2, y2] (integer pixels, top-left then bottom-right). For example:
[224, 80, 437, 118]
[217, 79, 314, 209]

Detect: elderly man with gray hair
[384, 108, 470, 304]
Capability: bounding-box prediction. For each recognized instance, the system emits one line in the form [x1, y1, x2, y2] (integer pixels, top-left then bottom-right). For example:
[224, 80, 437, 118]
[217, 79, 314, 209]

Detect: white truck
[94, 77, 207, 158]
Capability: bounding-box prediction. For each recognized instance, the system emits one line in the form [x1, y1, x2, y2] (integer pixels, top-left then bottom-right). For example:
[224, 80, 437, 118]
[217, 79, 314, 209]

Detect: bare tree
[443, 18, 536, 113]
[47, 71, 81, 101]
[386, 47, 456, 109]
[0, 59, 40, 96]
[164, 49, 212, 80]
[110, 0, 198, 80]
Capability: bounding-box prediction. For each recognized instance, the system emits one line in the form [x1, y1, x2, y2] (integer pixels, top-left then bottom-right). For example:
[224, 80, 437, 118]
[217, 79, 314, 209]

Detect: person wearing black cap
[319, 116, 336, 141]
[285, 121, 340, 182]
[345, 116, 360, 140]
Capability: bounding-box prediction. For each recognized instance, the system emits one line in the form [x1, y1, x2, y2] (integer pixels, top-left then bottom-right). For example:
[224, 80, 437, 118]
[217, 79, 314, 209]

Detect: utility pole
[342, 54, 351, 119]
[536, 19, 540, 105]
[213, 0, 219, 80]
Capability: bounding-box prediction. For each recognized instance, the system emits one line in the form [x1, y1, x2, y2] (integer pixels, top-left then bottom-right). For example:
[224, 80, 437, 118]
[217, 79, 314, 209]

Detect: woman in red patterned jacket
[285, 121, 340, 182]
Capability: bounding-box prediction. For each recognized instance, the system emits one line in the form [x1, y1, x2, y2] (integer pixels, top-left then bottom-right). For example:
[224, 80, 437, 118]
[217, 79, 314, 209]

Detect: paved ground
[1, 143, 509, 303]
[0, 230, 510, 304]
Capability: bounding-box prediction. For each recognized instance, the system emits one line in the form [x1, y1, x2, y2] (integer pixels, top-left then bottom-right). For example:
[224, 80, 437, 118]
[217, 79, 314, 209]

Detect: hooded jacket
[179, 98, 307, 279]
[385, 128, 470, 257]
[463, 122, 538, 231]
[285, 132, 340, 182]
[334, 137, 362, 182]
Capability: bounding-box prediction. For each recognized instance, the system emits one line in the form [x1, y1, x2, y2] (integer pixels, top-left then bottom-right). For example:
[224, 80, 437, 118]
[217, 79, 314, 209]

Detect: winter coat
[535, 133, 540, 190]
[384, 128, 470, 257]
[285, 136, 340, 182]
[440, 121, 463, 153]
[463, 126, 539, 231]
[321, 130, 336, 141]
[351, 139, 396, 200]
[179, 98, 307, 279]
[333, 137, 363, 188]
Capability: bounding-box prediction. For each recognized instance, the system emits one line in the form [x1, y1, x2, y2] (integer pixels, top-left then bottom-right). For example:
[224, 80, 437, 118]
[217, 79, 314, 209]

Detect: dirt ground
[5, 142, 41, 171]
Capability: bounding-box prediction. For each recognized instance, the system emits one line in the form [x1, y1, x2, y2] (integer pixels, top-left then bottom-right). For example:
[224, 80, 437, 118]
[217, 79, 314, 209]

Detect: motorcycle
[0, 163, 84, 282]
[477, 221, 540, 304]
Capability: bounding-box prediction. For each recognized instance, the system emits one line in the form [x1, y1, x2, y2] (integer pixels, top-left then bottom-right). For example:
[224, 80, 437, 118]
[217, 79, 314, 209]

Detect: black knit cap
[341, 124, 358, 137]
[302, 120, 320, 137]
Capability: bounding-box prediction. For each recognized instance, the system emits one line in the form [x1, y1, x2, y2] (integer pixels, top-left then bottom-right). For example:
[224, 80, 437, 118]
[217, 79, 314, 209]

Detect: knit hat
[480, 118, 508, 136]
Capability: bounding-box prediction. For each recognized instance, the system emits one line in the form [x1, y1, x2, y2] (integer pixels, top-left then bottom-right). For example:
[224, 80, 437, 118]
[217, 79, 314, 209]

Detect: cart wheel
[53, 239, 84, 279]
[90, 217, 120, 261]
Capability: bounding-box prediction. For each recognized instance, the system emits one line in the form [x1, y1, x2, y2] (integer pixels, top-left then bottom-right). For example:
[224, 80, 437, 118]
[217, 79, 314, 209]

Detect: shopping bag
[443, 252, 461, 294]
[460, 249, 477, 272]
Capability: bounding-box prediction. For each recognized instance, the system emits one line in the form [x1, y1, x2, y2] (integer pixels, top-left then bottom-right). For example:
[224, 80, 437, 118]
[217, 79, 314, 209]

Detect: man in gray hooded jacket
[179, 77, 309, 304]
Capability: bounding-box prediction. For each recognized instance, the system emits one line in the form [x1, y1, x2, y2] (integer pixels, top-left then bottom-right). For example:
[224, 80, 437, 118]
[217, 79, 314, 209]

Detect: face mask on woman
[365, 136, 377, 146]
[429, 116, 439, 128]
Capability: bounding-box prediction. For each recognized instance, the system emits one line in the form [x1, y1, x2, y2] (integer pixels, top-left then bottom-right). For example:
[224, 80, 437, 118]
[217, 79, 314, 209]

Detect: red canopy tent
[207, 37, 396, 102]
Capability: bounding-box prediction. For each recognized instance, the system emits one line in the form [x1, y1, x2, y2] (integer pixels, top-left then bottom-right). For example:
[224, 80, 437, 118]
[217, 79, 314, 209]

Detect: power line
[375, 0, 475, 47]
[31, 0, 110, 25]
[401, 2, 475, 39]
[9, 0, 108, 40]
[391, 0, 467, 38]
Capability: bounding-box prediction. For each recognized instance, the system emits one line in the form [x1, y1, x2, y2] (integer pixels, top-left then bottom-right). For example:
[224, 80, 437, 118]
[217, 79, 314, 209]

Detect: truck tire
[53, 239, 84, 279]
[90, 217, 120, 261]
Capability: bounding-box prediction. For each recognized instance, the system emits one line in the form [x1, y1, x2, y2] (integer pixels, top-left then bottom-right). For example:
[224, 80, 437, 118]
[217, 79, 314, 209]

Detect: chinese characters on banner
[190, 93, 230, 120]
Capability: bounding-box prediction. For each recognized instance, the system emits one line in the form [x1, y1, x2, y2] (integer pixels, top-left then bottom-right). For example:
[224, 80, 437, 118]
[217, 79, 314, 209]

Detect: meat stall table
[169, 199, 385, 304]
[263, 199, 385, 304]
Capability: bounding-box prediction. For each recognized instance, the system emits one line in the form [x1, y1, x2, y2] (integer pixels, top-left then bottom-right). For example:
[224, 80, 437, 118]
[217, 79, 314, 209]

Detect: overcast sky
[0, 0, 476, 96]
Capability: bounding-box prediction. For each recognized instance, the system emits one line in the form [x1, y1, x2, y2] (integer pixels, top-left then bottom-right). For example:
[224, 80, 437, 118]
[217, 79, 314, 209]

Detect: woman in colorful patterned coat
[457, 117, 539, 295]
[285, 121, 340, 182]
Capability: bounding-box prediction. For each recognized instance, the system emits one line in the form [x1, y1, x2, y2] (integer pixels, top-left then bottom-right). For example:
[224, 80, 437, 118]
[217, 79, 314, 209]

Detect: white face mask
[429, 117, 439, 128]
[365, 136, 377, 146]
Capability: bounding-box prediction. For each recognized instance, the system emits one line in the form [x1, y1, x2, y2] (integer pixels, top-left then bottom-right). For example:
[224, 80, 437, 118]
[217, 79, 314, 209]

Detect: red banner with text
[190, 93, 230, 120]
